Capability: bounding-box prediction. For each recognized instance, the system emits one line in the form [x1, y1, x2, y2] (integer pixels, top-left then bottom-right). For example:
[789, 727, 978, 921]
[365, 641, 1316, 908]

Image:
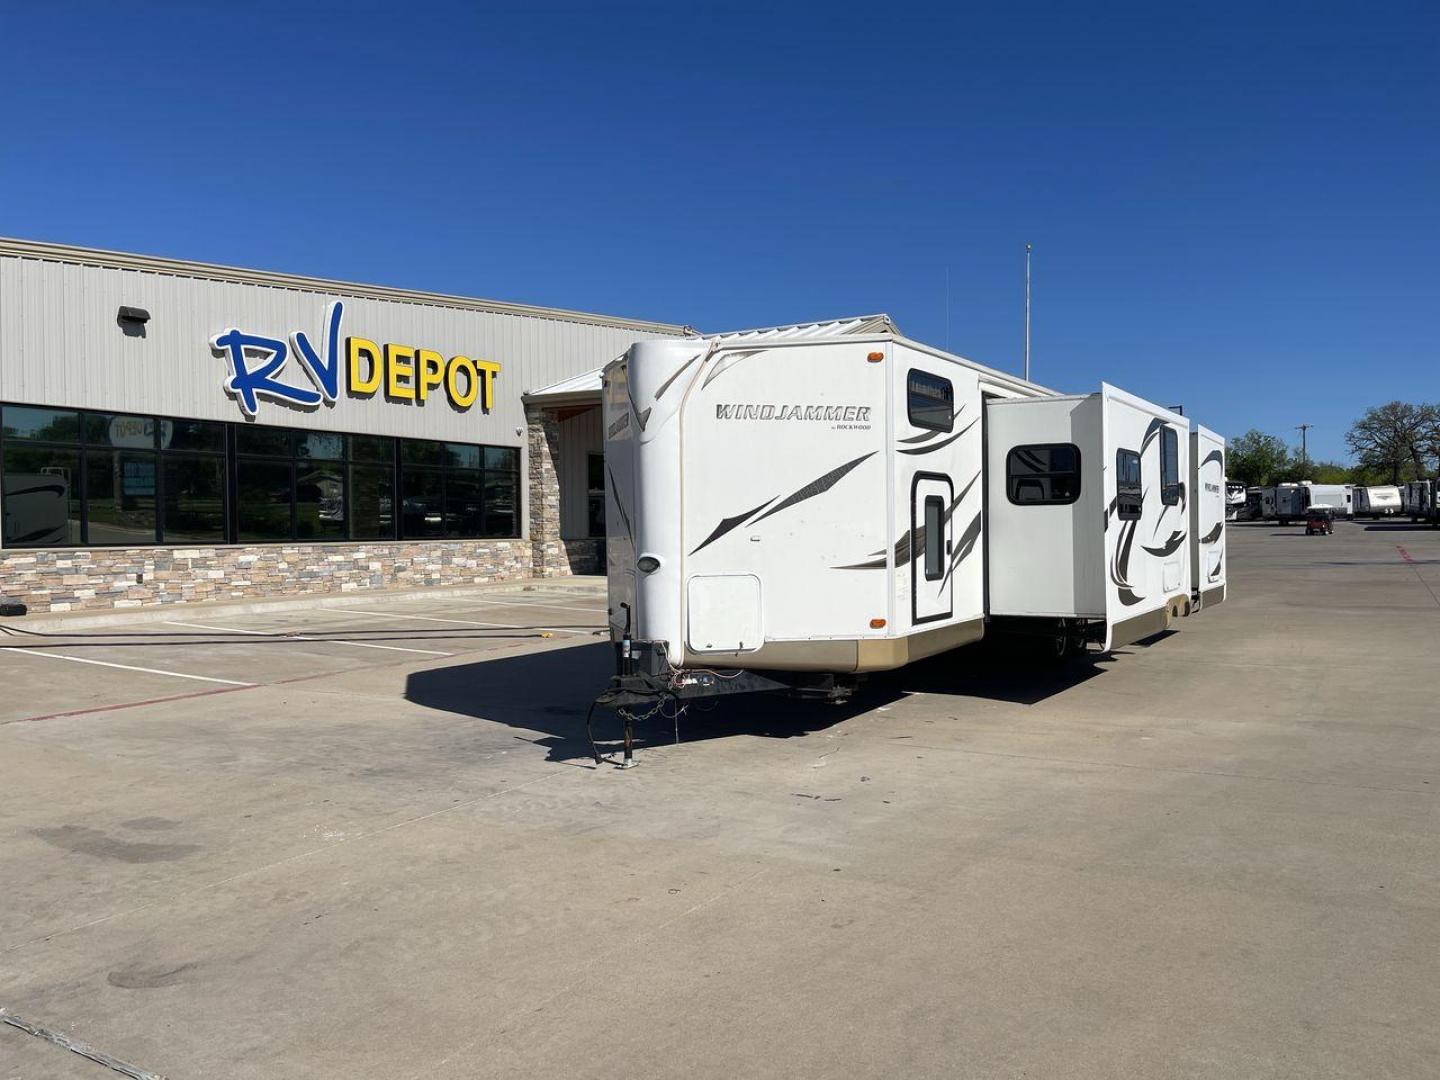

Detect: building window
[1160, 426, 1180, 506]
[1115, 449, 1142, 521]
[398, 439, 519, 540]
[1006, 443, 1082, 505]
[907, 371, 954, 432]
[587, 453, 605, 538]
[1, 402, 520, 548]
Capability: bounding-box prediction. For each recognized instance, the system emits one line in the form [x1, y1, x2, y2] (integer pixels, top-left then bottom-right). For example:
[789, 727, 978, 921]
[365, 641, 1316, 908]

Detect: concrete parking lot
[2, 523, 1439, 1079]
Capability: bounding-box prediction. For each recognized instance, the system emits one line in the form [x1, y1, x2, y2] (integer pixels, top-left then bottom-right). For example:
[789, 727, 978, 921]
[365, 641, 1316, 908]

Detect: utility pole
[1023, 243, 1032, 382]
[1296, 423, 1312, 473]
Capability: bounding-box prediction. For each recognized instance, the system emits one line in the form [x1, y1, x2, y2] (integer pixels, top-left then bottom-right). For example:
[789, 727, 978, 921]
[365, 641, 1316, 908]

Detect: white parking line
[163, 621, 453, 657]
[329, 609, 593, 636]
[5, 648, 254, 686]
[440, 597, 607, 616]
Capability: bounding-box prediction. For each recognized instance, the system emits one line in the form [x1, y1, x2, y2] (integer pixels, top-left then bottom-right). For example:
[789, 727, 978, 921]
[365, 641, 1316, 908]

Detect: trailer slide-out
[598, 329, 1227, 729]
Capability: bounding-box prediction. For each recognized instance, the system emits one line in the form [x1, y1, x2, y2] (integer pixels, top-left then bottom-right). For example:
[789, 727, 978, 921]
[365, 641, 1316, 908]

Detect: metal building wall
[0, 247, 685, 450]
[556, 406, 602, 539]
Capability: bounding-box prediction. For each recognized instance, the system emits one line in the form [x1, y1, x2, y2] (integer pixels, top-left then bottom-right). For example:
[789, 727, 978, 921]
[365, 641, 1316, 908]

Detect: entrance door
[912, 473, 953, 624]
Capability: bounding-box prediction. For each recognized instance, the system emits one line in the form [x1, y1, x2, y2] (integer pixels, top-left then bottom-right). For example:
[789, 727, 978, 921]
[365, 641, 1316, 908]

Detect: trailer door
[912, 473, 953, 623]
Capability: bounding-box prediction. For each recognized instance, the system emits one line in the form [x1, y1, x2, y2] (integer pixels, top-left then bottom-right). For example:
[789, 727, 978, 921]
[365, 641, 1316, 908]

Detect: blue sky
[5, 1, 1436, 461]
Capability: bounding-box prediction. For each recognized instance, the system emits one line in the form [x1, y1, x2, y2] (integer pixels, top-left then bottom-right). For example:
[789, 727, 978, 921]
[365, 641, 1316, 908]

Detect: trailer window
[1006, 444, 1081, 505]
[907, 371, 954, 432]
[923, 495, 944, 579]
[1160, 426, 1180, 505]
[1115, 449, 1142, 520]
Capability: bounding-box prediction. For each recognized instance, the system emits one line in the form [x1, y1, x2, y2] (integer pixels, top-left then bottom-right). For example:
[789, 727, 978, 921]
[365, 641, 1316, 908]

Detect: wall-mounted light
[118, 306, 150, 338]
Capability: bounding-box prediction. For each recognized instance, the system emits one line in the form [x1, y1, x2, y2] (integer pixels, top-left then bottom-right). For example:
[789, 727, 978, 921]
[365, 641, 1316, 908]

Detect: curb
[1, 577, 607, 633]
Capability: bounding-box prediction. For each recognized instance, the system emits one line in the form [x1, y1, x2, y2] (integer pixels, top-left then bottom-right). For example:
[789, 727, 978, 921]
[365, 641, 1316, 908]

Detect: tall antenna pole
[1296, 423, 1312, 472]
[945, 265, 951, 352]
[1023, 243, 1032, 382]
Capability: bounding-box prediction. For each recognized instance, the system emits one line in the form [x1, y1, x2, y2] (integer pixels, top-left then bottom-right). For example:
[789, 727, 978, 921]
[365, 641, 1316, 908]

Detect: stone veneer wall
[0, 540, 532, 614]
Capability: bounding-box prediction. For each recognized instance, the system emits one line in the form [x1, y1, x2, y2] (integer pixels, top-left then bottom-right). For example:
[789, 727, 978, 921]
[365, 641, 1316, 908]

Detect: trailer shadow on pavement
[406, 636, 1112, 761]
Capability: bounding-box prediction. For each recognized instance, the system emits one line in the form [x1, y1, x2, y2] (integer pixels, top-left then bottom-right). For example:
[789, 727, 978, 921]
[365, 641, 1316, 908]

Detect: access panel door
[912, 473, 953, 624]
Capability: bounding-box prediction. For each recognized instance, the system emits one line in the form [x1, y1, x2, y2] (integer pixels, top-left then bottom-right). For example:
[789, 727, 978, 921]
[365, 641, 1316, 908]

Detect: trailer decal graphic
[606, 463, 635, 545]
[750, 452, 876, 524]
[1110, 514, 1143, 606]
[1142, 531, 1186, 558]
[897, 403, 967, 444]
[897, 417, 977, 456]
[691, 452, 876, 556]
[939, 512, 984, 588]
[1199, 522, 1223, 544]
[688, 497, 778, 556]
[835, 470, 980, 571]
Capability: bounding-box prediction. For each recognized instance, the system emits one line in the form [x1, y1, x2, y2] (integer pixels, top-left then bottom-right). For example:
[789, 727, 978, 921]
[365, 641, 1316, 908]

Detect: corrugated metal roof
[526, 368, 606, 400]
[0, 236, 694, 335]
[706, 313, 899, 341]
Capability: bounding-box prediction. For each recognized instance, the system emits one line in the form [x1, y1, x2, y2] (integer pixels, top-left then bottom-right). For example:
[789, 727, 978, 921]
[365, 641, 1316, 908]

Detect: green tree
[1228, 429, 1290, 487]
[1345, 401, 1438, 483]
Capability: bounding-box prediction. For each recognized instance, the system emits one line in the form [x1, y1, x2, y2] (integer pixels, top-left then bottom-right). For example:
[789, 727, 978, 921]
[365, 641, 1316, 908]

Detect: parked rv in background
[1225, 482, 1246, 521]
[1275, 483, 1307, 524]
[1354, 485, 1402, 518]
[1402, 479, 1438, 524]
[1245, 486, 1276, 522]
[1304, 483, 1352, 518]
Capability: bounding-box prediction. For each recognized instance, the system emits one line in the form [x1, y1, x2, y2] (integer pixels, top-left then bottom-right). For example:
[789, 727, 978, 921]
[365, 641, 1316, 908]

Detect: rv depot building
[0, 238, 692, 613]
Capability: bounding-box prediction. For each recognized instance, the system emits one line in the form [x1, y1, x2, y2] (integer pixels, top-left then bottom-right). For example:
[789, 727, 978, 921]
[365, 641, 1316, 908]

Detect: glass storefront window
[85, 450, 160, 544]
[236, 459, 292, 541]
[168, 420, 225, 453]
[162, 455, 226, 542]
[1, 402, 519, 547]
[296, 462, 346, 539]
[235, 426, 291, 457]
[349, 435, 393, 463]
[401, 439, 444, 466]
[350, 465, 395, 539]
[401, 468, 445, 538]
[2, 405, 82, 443]
[1, 444, 81, 545]
[445, 470, 483, 537]
[296, 432, 344, 461]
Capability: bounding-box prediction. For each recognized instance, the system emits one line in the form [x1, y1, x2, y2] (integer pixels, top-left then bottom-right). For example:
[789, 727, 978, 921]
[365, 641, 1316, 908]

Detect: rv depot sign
[212, 301, 501, 419]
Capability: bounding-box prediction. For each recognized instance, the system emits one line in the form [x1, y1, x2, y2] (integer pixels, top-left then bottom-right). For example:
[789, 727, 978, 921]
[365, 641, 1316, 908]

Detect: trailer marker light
[867, 351, 885, 362]
[637, 555, 661, 573]
[870, 618, 887, 628]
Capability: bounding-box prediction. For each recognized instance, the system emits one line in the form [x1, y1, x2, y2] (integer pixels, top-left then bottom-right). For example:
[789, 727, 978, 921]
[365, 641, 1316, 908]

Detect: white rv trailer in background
[1275, 483, 1307, 524]
[601, 325, 1224, 713]
[1402, 479, 1438, 524]
[1245, 486, 1277, 521]
[1304, 483, 1351, 517]
[1354, 485, 1402, 518]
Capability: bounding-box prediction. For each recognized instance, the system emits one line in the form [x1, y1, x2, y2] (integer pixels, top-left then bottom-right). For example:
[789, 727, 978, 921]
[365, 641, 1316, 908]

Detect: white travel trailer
[1191, 427, 1228, 608]
[1275, 483, 1307, 524]
[601, 326, 1222, 717]
[1403, 479, 1438, 523]
[1304, 483, 1351, 517]
[1245, 486, 1276, 521]
[1354, 485, 1401, 518]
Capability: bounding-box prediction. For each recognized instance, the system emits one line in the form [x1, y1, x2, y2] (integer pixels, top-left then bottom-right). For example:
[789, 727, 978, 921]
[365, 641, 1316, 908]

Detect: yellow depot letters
[347, 337, 501, 412]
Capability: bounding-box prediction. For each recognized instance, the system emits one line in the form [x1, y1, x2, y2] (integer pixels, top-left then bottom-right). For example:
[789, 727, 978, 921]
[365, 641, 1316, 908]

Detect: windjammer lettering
[716, 404, 872, 422]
